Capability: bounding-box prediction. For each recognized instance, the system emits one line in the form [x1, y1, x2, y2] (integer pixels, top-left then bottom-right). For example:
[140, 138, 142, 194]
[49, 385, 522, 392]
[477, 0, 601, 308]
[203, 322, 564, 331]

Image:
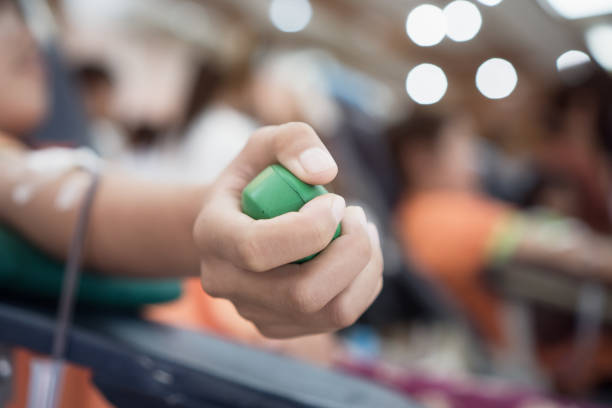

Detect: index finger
[206, 193, 345, 272]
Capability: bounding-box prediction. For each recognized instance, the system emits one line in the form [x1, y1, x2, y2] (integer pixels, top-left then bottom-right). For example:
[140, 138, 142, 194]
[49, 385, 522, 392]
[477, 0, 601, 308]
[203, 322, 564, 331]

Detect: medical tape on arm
[2, 147, 103, 209]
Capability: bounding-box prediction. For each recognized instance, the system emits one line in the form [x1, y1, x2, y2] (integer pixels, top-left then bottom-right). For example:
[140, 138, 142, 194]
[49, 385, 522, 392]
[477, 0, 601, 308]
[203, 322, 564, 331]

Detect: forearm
[511, 218, 612, 281]
[86, 172, 205, 277]
[1, 164, 205, 277]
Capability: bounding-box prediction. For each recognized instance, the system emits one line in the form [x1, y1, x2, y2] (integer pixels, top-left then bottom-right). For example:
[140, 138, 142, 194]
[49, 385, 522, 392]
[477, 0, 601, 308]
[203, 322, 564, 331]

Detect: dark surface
[0, 298, 417, 408]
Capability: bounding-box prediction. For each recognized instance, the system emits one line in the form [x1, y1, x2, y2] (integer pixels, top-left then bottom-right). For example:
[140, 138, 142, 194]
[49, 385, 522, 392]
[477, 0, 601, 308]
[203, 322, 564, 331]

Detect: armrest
[0, 226, 181, 307]
[0, 299, 417, 408]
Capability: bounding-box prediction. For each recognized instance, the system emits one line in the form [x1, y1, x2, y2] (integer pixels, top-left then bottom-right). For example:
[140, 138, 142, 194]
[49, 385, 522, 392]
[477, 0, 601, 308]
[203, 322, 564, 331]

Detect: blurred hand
[193, 122, 383, 338]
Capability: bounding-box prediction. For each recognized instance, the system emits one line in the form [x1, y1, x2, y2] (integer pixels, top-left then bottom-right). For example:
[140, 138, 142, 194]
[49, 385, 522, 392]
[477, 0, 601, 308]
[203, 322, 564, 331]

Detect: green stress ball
[241, 164, 342, 263]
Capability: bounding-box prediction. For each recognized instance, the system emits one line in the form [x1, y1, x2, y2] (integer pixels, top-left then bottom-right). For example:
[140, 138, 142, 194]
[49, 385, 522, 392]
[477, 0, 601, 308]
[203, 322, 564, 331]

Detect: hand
[193, 122, 383, 338]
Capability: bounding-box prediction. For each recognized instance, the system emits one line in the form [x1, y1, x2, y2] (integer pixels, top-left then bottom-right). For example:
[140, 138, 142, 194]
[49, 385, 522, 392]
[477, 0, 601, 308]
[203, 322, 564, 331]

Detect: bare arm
[504, 214, 612, 282]
[0, 149, 205, 277]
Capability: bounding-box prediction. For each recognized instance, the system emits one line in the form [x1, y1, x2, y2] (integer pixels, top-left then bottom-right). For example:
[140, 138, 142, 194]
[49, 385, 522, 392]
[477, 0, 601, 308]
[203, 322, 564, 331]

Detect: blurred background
[14, 0, 612, 406]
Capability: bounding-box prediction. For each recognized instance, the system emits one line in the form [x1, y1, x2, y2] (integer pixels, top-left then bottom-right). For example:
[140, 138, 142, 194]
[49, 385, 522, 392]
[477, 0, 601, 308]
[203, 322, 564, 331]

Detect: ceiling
[57, 0, 608, 133]
[195, 0, 586, 84]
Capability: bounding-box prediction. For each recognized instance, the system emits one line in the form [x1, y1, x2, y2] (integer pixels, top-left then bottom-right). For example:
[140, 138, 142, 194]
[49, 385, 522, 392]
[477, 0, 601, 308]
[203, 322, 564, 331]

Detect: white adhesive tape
[25, 147, 101, 176]
[8, 147, 102, 206]
[12, 183, 35, 205]
[54, 173, 91, 211]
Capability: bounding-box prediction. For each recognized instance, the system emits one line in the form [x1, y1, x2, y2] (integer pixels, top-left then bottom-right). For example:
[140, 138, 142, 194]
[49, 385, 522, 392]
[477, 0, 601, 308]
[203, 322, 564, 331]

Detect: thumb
[228, 122, 338, 186]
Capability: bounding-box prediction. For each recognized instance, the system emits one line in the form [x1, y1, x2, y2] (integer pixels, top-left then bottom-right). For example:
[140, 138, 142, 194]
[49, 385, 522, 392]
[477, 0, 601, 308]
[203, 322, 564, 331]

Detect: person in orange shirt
[389, 111, 514, 344]
[390, 108, 612, 394]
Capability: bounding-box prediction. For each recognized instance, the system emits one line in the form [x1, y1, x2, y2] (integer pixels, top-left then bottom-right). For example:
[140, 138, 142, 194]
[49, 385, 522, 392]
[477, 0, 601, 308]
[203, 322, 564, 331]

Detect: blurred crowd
[5, 0, 612, 407]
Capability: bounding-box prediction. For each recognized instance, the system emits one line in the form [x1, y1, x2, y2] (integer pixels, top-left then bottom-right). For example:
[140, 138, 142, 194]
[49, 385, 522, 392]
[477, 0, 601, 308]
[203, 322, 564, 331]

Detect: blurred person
[116, 50, 342, 185]
[73, 62, 126, 159]
[521, 170, 582, 219]
[537, 69, 612, 233]
[106, 58, 254, 184]
[173, 59, 258, 184]
[390, 108, 612, 396]
[106, 48, 344, 187]
[0, 1, 383, 406]
[390, 110, 508, 343]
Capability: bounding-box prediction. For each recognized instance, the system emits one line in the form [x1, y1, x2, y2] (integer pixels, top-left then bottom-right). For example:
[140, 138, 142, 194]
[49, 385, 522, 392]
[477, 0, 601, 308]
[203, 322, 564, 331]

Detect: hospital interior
[1, 0, 612, 407]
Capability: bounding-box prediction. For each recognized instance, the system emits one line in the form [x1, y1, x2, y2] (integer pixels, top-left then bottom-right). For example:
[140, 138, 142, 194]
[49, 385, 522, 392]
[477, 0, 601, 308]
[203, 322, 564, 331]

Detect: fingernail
[331, 195, 345, 224]
[299, 148, 335, 174]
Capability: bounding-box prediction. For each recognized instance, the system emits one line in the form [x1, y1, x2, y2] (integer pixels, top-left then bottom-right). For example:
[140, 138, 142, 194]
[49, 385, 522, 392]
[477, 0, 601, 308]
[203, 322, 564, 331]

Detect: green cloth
[0, 226, 181, 307]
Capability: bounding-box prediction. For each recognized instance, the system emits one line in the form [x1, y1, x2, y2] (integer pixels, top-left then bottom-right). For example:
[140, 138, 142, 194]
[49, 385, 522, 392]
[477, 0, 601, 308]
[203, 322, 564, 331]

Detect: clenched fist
[193, 122, 383, 338]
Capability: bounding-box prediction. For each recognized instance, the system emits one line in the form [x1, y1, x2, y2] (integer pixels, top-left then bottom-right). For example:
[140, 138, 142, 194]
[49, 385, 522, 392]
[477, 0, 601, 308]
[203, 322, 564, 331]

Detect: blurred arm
[499, 214, 612, 282]
[513, 225, 612, 281]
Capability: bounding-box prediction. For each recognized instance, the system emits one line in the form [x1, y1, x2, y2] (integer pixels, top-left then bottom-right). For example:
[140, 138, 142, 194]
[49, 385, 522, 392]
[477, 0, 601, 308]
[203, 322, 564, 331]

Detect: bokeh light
[405, 4, 446, 47]
[269, 0, 313, 33]
[585, 24, 612, 72]
[477, 0, 503, 6]
[475, 58, 518, 99]
[444, 1, 482, 42]
[406, 63, 448, 105]
[556, 50, 591, 72]
[544, 0, 612, 20]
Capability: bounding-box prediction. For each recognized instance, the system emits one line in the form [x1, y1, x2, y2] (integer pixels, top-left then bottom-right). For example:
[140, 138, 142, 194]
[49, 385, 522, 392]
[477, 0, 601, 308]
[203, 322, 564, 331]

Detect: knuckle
[250, 126, 272, 145]
[236, 233, 266, 272]
[369, 247, 384, 276]
[200, 272, 223, 298]
[234, 304, 259, 323]
[357, 229, 373, 254]
[286, 122, 314, 137]
[275, 122, 315, 149]
[374, 253, 384, 276]
[251, 322, 270, 336]
[302, 215, 334, 251]
[192, 214, 209, 251]
[289, 280, 323, 315]
[329, 300, 360, 329]
[347, 230, 372, 266]
[256, 325, 283, 339]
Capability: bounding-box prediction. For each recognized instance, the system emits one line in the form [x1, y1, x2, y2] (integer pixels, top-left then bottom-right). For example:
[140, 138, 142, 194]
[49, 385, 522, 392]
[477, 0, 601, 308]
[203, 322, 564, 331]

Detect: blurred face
[436, 117, 479, 190]
[403, 116, 479, 191]
[82, 81, 113, 120]
[0, 0, 47, 136]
